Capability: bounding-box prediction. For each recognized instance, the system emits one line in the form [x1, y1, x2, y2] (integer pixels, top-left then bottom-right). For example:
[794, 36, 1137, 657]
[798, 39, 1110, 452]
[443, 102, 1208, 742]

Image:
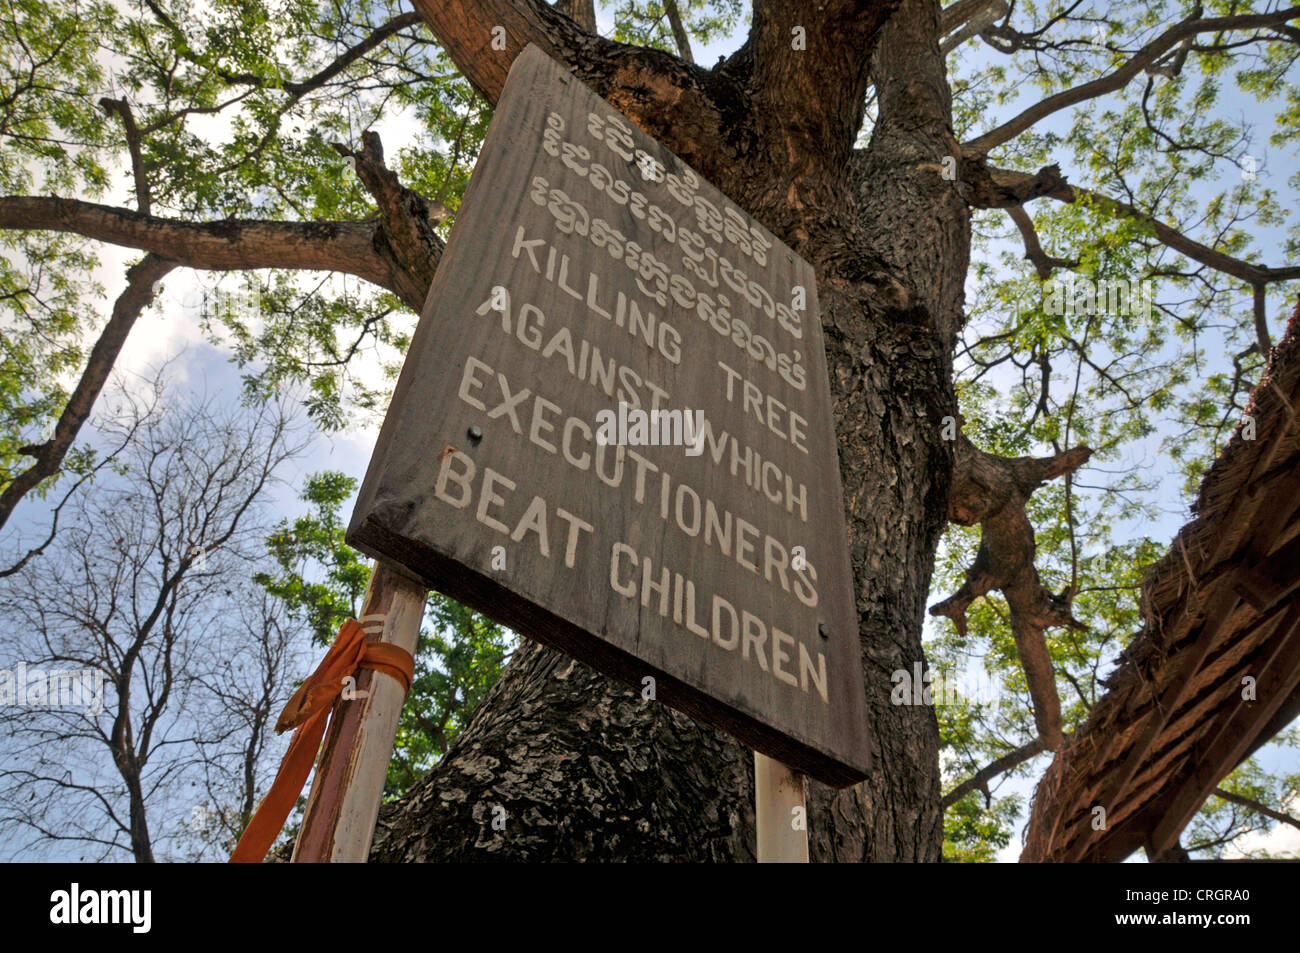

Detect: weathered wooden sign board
[349, 45, 871, 785]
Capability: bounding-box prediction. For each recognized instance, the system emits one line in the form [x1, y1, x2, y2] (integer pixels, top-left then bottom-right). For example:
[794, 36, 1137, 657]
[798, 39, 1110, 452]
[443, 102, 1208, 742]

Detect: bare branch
[0, 375, 157, 579]
[0, 387, 305, 861]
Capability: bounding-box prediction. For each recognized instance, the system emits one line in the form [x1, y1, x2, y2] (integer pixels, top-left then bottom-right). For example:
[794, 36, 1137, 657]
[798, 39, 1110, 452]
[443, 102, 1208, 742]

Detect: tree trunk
[127, 773, 156, 863]
[376, 0, 968, 862]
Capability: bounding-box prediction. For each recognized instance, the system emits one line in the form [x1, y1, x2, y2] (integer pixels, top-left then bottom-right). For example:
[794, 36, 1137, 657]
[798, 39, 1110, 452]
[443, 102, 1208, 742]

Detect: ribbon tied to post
[229, 617, 414, 863]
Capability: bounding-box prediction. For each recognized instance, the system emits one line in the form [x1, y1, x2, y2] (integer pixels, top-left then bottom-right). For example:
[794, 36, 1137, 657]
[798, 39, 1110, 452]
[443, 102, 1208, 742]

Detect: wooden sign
[349, 45, 871, 785]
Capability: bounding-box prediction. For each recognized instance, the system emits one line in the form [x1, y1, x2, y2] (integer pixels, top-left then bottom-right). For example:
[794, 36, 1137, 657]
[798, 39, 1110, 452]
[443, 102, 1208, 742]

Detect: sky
[5, 1, 1298, 861]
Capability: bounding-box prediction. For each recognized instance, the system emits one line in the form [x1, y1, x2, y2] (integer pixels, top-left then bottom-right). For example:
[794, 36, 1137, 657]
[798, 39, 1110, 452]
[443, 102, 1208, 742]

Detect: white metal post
[755, 752, 809, 862]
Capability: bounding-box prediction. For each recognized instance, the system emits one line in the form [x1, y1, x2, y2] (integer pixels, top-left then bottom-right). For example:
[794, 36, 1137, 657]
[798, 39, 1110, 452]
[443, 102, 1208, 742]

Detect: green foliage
[1, 0, 490, 451]
[610, 1, 745, 57]
[256, 471, 514, 799]
[389, 596, 512, 796]
[1183, 729, 1300, 858]
[257, 471, 370, 642]
[0, 0, 115, 500]
[944, 791, 1021, 862]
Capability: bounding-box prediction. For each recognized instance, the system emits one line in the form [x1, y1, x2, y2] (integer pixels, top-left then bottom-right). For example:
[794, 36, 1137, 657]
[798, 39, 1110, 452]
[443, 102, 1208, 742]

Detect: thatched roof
[1022, 302, 1300, 862]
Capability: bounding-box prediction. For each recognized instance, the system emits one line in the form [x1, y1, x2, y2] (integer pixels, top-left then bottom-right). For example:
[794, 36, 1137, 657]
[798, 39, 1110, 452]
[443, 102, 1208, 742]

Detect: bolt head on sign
[348, 45, 871, 785]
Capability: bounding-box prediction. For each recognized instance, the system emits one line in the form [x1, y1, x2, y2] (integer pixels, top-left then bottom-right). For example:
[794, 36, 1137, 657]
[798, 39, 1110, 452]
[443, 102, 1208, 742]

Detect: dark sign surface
[349, 45, 870, 785]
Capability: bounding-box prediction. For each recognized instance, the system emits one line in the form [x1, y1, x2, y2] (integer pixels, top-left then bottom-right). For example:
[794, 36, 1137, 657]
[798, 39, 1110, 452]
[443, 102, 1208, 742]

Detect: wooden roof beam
[1145, 600, 1300, 857]
[1062, 593, 1241, 861]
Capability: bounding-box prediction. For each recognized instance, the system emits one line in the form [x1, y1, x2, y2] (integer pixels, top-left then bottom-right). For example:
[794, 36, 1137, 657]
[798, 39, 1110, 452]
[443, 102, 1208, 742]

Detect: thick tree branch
[850, 0, 971, 341]
[0, 254, 174, 534]
[940, 0, 1003, 34]
[99, 97, 150, 214]
[665, 0, 695, 63]
[1253, 284, 1272, 356]
[963, 7, 1300, 154]
[410, 0, 593, 103]
[553, 0, 596, 33]
[959, 160, 1074, 208]
[0, 137, 446, 528]
[930, 433, 1093, 750]
[743, 0, 902, 170]
[940, 0, 1008, 54]
[412, 0, 902, 194]
[943, 736, 1047, 808]
[0, 196, 436, 310]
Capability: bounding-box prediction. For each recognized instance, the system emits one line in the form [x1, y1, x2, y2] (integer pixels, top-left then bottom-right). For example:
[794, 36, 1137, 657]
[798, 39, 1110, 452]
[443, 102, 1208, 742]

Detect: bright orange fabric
[229, 619, 415, 863]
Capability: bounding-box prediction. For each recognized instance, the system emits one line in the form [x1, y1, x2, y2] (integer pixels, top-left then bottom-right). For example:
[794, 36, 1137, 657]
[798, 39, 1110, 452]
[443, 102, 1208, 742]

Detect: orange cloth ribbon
[229, 618, 414, 863]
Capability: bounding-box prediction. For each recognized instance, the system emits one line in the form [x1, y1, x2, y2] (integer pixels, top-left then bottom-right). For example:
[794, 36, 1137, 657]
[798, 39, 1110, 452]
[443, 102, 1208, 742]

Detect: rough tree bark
[369, 0, 977, 863]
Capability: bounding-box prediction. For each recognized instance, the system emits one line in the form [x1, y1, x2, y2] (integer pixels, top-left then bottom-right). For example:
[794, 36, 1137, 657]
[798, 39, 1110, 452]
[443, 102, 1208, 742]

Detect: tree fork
[930, 434, 1093, 750]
